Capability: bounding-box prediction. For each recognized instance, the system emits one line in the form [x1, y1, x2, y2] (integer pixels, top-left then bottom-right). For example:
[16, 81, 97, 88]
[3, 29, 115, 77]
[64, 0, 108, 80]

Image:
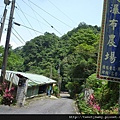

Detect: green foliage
[86, 73, 119, 110]
[20, 33, 61, 79]
[65, 82, 75, 98]
[12, 22, 100, 93]
[0, 46, 24, 71]
[76, 73, 119, 114]
[53, 85, 59, 97]
[65, 81, 83, 98]
[7, 50, 24, 71]
[77, 93, 100, 114]
[0, 94, 2, 104]
[0, 46, 5, 67]
[1, 23, 101, 94]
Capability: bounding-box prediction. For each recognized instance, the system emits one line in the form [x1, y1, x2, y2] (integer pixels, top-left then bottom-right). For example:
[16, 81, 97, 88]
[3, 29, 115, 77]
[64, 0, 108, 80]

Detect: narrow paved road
[0, 93, 78, 114]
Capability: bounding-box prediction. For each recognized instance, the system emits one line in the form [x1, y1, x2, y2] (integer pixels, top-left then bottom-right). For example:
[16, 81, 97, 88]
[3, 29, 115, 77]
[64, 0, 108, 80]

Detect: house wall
[26, 86, 39, 97]
[26, 84, 54, 98]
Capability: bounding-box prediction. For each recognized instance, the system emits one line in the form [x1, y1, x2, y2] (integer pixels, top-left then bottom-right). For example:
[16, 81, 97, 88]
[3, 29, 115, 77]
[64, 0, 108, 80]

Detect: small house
[0, 69, 56, 98]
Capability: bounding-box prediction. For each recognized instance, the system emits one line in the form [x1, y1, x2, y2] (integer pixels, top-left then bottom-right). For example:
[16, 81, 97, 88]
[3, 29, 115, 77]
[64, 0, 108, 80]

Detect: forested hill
[1, 23, 99, 85]
[13, 22, 100, 81]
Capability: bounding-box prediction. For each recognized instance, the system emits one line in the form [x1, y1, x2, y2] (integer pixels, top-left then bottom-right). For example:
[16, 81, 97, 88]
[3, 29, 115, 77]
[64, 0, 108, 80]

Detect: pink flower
[3, 94, 7, 97]
[7, 93, 11, 97]
[89, 101, 93, 106]
[93, 104, 97, 109]
[90, 94, 94, 100]
[10, 87, 14, 91]
[93, 104, 101, 111]
[5, 89, 9, 93]
[10, 96, 13, 99]
[96, 105, 101, 111]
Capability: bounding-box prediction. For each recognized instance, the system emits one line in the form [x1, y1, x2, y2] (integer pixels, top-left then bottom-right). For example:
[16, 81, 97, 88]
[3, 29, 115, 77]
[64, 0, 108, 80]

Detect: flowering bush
[0, 82, 15, 106]
[88, 93, 101, 113]
[77, 92, 118, 114]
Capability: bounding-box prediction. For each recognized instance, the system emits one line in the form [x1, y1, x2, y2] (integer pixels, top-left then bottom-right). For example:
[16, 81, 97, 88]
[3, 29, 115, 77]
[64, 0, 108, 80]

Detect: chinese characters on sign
[97, 0, 120, 82]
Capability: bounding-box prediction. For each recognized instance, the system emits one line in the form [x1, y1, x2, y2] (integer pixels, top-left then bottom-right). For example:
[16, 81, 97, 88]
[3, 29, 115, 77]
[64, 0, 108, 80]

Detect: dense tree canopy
[9, 23, 100, 86]
[0, 45, 24, 71]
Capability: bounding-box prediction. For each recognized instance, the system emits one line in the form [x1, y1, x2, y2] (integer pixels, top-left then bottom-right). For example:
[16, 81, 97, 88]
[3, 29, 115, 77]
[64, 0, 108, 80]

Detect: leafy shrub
[65, 81, 83, 98]
[0, 94, 2, 104]
[65, 82, 74, 98]
[0, 82, 16, 106]
[75, 73, 119, 114]
[53, 85, 59, 97]
[86, 74, 118, 107]
[77, 93, 100, 114]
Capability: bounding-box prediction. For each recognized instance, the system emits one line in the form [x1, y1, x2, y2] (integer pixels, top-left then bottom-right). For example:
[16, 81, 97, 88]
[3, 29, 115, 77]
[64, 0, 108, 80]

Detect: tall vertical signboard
[97, 0, 120, 82]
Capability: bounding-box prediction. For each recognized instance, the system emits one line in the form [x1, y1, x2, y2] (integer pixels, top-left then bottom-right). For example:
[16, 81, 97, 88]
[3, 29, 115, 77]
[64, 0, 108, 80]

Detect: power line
[12, 27, 26, 43]
[48, 0, 77, 25]
[16, 2, 38, 36]
[28, 0, 72, 28]
[16, 7, 50, 28]
[22, 0, 44, 32]
[22, 0, 62, 35]
[29, 11, 62, 35]
[12, 31, 24, 44]
[52, 27, 62, 36]
[13, 22, 44, 34]
[15, 9, 34, 38]
[11, 36, 20, 46]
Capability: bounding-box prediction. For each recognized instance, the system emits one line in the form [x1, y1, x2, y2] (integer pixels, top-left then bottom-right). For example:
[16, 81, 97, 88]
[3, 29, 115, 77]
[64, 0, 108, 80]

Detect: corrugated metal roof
[0, 69, 56, 87]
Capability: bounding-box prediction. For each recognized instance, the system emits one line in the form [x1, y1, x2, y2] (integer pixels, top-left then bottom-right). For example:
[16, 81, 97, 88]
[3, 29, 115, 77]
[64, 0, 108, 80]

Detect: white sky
[0, 0, 104, 49]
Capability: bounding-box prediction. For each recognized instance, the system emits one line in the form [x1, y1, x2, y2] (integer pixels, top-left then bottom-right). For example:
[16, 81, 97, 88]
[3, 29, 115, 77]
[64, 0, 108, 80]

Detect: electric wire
[16, 8, 50, 28]
[13, 22, 44, 34]
[15, 9, 34, 38]
[16, 2, 38, 36]
[28, 0, 72, 28]
[12, 32, 24, 44]
[22, 0, 44, 32]
[11, 37, 20, 46]
[48, 0, 77, 25]
[12, 27, 26, 43]
[22, 0, 62, 35]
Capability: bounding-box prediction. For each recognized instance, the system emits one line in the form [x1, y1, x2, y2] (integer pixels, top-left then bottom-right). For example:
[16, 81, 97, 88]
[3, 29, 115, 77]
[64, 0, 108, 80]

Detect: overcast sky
[0, 0, 104, 49]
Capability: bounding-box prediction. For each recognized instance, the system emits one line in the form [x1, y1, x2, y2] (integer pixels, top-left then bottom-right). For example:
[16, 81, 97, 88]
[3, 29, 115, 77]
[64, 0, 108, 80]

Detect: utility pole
[0, 5, 7, 42]
[0, 0, 10, 43]
[0, 0, 16, 83]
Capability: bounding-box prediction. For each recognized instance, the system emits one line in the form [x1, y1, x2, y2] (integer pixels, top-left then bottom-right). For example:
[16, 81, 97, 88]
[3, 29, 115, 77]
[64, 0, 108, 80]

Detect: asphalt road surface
[0, 93, 78, 114]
